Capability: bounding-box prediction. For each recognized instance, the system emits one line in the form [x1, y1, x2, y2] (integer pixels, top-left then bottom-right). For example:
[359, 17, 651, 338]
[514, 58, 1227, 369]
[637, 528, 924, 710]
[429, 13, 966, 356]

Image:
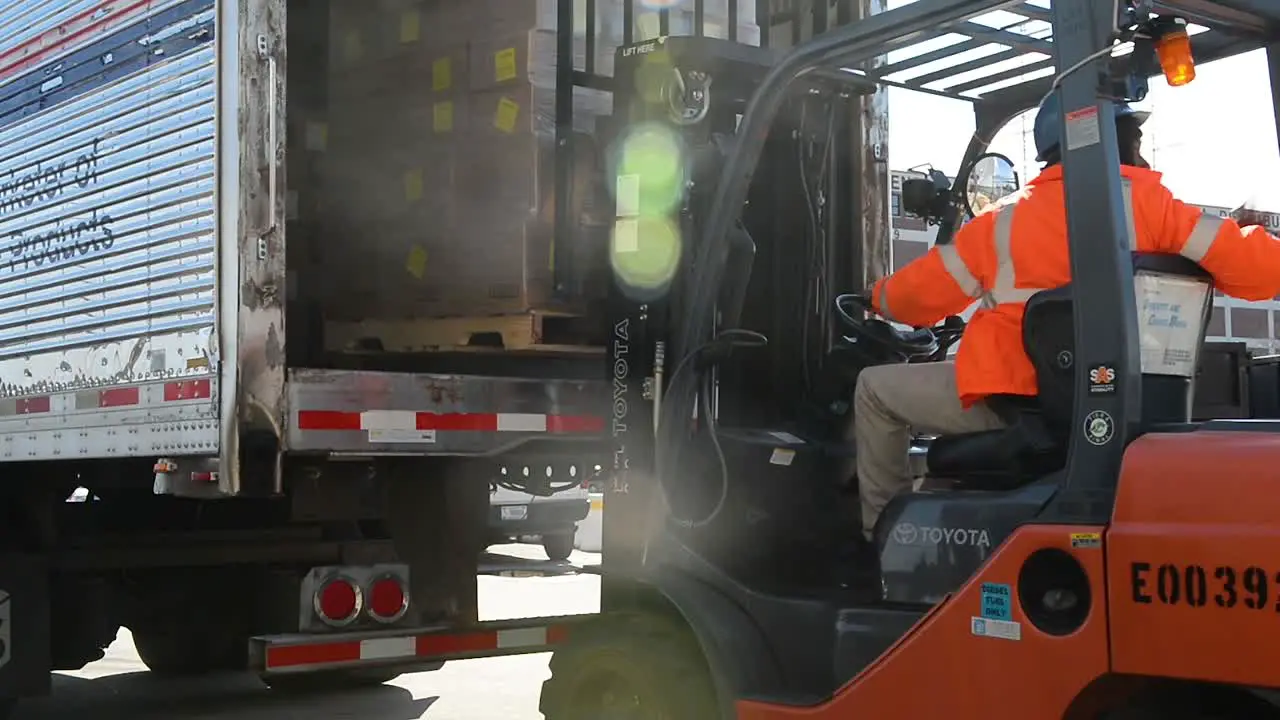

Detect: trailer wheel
[540, 613, 717, 720]
[542, 532, 574, 561]
[132, 623, 244, 676]
[260, 669, 402, 694]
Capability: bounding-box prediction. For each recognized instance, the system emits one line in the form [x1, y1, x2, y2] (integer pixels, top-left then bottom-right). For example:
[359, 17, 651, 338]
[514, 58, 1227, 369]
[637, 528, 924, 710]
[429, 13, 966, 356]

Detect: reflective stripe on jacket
[870, 164, 1280, 407]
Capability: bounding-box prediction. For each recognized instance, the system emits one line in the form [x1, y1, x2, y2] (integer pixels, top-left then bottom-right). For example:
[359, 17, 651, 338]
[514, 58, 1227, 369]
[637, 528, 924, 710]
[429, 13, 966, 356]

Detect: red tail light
[366, 576, 409, 623]
[314, 577, 361, 627]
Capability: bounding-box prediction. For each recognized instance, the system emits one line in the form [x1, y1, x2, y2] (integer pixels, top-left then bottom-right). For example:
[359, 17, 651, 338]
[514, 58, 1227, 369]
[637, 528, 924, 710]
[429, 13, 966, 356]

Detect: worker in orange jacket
[854, 91, 1280, 539]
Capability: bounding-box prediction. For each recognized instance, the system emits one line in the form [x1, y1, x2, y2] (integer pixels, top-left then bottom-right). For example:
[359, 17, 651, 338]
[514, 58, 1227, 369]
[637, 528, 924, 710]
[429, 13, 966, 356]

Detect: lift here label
[1130, 561, 1280, 611]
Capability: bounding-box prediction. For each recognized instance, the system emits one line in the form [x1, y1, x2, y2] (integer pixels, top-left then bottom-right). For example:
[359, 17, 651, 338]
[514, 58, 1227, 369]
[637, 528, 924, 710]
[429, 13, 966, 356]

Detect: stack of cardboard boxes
[296, 0, 757, 322]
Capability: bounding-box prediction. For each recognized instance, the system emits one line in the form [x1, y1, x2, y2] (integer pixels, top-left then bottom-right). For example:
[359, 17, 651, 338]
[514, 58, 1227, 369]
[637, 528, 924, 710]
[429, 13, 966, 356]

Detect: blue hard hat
[1033, 91, 1151, 162]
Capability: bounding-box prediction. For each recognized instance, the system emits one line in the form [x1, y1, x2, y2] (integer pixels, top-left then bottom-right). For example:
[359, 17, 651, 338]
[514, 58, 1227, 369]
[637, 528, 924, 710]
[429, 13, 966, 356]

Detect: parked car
[489, 470, 591, 561]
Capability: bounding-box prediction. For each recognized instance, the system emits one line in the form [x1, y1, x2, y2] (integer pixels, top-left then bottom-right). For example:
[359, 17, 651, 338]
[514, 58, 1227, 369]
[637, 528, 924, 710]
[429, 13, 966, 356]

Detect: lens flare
[611, 216, 682, 300]
[613, 122, 686, 216]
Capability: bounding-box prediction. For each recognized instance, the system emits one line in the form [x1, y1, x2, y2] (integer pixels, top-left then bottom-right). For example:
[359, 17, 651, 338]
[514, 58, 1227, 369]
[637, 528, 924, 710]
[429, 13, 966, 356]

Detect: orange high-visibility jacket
[871, 165, 1280, 407]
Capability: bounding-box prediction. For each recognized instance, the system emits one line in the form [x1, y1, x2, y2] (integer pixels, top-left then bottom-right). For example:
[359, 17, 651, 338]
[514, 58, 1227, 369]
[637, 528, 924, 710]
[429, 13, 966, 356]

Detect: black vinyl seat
[925, 253, 1215, 491]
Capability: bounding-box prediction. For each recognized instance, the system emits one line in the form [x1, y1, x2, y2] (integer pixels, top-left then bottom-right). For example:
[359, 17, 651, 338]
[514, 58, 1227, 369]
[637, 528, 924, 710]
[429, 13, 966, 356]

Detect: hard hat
[1032, 90, 1151, 162]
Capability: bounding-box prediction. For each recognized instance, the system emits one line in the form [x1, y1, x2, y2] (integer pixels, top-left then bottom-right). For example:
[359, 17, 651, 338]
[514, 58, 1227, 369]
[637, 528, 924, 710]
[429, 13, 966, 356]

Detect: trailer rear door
[0, 0, 225, 461]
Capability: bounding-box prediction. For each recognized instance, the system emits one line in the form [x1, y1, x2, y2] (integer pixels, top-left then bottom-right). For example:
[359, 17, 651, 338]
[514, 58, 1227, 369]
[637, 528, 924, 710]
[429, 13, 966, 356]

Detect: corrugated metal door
[0, 0, 220, 461]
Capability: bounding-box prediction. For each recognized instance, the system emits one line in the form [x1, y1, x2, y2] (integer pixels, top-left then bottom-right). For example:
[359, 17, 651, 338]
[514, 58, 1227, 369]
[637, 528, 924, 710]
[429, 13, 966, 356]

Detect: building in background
[890, 171, 1280, 353]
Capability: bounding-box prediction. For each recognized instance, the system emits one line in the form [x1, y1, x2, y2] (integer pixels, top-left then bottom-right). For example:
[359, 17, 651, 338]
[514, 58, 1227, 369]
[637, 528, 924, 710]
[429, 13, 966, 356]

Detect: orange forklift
[539, 0, 1280, 718]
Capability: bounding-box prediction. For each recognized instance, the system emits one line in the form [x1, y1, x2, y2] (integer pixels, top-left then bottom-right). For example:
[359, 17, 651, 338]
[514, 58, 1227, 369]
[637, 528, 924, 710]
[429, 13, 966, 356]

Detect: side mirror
[962, 152, 1020, 217]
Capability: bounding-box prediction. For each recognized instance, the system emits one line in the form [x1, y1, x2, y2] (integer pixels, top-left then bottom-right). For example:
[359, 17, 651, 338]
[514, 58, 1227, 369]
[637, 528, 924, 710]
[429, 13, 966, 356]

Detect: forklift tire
[542, 532, 574, 562]
[540, 613, 718, 720]
[260, 668, 402, 694]
[1103, 682, 1280, 720]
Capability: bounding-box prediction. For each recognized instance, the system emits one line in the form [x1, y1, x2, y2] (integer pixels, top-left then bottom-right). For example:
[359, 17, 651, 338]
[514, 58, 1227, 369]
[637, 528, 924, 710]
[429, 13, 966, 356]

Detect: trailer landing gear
[540, 613, 717, 720]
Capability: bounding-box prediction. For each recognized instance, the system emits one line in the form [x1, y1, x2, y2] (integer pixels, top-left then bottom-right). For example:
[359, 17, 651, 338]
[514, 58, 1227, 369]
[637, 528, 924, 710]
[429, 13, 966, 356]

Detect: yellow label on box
[342, 30, 363, 62]
[432, 57, 452, 91]
[406, 245, 428, 279]
[494, 97, 520, 133]
[494, 47, 517, 82]
[399, 10, 420, 43]
[403, 169, 424, 202]
[433, 101, 454, 133]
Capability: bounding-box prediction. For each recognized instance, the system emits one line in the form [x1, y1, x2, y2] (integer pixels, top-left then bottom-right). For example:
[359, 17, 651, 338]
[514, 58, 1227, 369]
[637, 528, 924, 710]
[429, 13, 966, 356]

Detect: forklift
[540, 0, 1280, 718]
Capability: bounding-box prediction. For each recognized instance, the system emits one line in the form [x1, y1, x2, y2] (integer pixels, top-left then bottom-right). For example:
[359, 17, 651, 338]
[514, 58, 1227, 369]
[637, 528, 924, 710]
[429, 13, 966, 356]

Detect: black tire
[1103, 682, 1280, 720]
[542, 532, 575, 561]
[132, 622, 245, 676]
[260, 668, 402, 694]
[540, 613, 718, 720]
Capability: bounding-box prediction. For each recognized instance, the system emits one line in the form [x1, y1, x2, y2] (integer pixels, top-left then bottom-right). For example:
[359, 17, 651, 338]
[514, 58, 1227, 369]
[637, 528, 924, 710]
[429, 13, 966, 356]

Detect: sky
[880, 3, 1280, 210]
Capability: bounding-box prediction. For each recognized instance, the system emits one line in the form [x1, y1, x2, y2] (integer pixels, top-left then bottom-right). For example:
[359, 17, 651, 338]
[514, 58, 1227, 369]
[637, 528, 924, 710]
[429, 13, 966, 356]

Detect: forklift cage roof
[672, 0, 1280, 519]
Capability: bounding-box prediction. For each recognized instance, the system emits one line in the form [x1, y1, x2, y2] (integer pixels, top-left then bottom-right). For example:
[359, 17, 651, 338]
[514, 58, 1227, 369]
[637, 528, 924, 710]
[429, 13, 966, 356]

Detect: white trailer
[0, 0, 610, 712]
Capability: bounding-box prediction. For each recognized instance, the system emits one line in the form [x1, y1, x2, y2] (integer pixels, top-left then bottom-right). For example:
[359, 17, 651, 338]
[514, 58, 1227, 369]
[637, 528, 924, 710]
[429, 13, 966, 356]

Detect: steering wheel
[833, 293, 943, 359]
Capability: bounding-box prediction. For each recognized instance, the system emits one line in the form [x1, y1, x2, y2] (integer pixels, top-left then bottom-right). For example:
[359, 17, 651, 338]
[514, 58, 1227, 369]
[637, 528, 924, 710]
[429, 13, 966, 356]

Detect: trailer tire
[542, 532, 574, 562]
[260, 669, 402, 694]
[132, 623, 244, 676]
[540, 613, 717, 720]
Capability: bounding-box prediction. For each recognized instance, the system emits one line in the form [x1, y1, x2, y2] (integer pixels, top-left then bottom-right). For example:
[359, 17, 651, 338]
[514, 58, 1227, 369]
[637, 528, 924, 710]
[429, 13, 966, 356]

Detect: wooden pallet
[324, 311, 602, 353]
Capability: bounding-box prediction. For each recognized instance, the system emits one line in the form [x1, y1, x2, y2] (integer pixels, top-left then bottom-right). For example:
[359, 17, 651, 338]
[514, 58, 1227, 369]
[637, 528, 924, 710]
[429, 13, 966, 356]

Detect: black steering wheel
[833, 293, 948, 360]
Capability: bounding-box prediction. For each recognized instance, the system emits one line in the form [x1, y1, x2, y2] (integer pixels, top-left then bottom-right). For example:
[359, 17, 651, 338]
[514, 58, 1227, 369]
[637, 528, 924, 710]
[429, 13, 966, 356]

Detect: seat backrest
[1021, 253, 1215, 435]
[1021, 286, 1076, 437]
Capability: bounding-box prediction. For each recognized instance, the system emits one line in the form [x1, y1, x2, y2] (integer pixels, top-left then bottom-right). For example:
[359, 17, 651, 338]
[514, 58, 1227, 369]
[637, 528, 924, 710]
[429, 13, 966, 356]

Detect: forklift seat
[924, 287, 1071, 490]
[925, 253, 1215, 491]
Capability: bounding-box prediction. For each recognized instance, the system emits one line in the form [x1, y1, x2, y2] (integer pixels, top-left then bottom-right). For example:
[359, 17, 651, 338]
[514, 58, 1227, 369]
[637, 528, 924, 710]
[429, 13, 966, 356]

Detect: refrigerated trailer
[0, 0, 873, 713]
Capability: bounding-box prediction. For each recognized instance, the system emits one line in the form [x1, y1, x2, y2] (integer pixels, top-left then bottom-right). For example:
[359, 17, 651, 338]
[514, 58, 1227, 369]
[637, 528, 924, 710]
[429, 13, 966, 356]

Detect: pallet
[324, 311, 602, 353]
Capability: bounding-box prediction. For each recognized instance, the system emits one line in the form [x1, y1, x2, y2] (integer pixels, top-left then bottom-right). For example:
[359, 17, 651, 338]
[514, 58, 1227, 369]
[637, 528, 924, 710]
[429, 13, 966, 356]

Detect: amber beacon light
[1153, 16, 1196, 86]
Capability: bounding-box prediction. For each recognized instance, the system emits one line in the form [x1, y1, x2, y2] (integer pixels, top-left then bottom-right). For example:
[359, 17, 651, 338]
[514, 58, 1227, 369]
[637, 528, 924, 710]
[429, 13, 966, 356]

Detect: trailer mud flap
[0, 554, 49, 698]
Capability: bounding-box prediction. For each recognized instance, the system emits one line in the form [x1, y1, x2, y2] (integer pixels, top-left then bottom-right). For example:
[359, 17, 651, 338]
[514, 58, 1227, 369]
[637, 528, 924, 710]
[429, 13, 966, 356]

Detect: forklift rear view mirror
[963, 152, 1020, 217]
[899, 168, 952, 223]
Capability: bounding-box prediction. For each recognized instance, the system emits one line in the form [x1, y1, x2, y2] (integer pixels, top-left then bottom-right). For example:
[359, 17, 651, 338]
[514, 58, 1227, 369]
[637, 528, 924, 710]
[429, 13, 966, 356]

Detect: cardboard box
[307, 0, 629, 321]
[468, 29, 616, 92]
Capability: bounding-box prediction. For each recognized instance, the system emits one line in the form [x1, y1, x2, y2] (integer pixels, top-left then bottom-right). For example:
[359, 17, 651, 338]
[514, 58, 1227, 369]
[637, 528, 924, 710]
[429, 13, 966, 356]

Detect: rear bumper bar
[251, 614, 591, 675]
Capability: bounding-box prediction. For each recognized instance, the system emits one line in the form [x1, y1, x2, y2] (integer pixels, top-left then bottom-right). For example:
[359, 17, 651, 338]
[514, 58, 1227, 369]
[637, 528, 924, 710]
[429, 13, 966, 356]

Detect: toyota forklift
[539, 0, 1280, 718]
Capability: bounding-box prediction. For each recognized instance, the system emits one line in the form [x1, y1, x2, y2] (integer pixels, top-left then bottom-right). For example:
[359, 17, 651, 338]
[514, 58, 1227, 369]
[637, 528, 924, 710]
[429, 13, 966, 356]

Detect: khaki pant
[850, 361, 1006, 539]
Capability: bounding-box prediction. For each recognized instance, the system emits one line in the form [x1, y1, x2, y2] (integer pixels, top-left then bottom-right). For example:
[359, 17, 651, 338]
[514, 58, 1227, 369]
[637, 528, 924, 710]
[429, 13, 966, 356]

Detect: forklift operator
[853, 91, 1280, 540]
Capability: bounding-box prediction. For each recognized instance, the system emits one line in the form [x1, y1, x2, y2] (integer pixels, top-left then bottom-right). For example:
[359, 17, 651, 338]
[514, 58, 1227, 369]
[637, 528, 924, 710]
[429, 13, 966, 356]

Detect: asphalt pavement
[13, 545, 601, 720]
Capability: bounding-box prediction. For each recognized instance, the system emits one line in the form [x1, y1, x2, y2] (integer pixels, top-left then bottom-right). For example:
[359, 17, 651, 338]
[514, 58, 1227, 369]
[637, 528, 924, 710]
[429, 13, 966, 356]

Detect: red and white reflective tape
[263, 624, 571, 671]
[295, 410, 604, 434]
[0, 0, 154, 84]
[0, 379, 212, 417]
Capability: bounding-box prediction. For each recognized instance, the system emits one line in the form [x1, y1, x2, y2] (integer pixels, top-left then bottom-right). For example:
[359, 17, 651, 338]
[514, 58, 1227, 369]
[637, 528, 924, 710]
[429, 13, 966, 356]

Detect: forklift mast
[558, 2, 1280, 718]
